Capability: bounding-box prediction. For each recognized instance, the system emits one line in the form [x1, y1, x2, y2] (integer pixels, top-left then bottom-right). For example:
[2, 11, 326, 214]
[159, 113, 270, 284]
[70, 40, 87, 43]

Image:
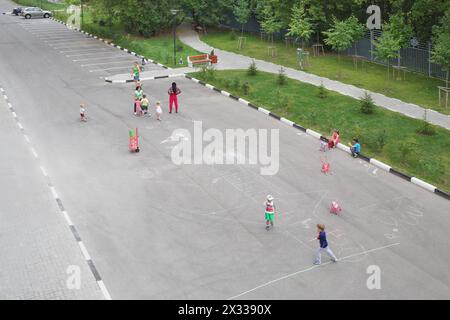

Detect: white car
[21, 7, 52, 19]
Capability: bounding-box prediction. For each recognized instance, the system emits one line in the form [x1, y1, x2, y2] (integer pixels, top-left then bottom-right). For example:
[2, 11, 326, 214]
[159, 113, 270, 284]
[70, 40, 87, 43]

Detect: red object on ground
[129, 128, 140, 153]
[330, 201, 342, 215]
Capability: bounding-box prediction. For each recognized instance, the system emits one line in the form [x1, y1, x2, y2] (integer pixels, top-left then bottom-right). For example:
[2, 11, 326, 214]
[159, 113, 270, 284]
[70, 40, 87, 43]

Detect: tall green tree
[345, 15, 365, 55]
[286, 3, 313, 49]
[431, 11, 450, 87]
[233, 0, 251, 36]
[258, 2, 283, 47]
[323, 17, 354, 61]
[373, 30, 401, 79]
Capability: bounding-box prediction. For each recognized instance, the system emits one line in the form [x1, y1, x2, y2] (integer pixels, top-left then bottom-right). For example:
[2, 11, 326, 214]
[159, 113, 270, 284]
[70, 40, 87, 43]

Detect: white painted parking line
[89, 65, 133, 72]
[73, 56, 129, 62]
[31, 31, 73, 35]
[54, 44, 103, 49]
[62, 48, 111, 54]
[65, 50, 114, 57]
[43, 36, 88, 41]
[81, 60, 136, 67]
[46, 37, 90, 42]
[49, 41, 95, 46]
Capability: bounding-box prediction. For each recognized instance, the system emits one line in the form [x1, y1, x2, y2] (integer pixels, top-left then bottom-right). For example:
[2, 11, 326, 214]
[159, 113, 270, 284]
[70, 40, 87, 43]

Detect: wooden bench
[188, 54, 211, 68]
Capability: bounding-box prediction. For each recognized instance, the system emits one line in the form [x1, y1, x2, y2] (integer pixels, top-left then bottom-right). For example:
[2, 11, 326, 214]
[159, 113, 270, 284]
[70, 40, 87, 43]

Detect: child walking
[155, 101, 162, 121]
[314, 224, 338, 265]
[141, 94, 149, 116]
[264, 195, 276, 230]
[80, 103, 86, 122]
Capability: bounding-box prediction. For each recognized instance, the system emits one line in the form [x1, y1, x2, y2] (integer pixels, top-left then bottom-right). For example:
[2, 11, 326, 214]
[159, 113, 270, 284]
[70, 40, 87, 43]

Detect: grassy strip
[190, 69, 450, 192]
[201, 30, 449, 115]
[79, 12, 203, 69]
[13, 0, 67, 11]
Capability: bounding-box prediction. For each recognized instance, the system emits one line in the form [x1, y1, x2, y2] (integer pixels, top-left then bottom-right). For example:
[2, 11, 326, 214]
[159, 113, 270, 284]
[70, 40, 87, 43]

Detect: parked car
[12, 7, 24, 16]
[21, 7, 52, 19]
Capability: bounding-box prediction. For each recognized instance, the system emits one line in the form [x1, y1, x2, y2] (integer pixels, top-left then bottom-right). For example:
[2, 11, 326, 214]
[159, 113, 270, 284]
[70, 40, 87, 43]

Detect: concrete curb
[182, 74, 450, 201]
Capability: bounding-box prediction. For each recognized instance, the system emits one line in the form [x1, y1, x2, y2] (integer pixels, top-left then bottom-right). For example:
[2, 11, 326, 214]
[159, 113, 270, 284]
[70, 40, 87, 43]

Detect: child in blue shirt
[349, 138, 361, 158]
[314, 224, 338, 265]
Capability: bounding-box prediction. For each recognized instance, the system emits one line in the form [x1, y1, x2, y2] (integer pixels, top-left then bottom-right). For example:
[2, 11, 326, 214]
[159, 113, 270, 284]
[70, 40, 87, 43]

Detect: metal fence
[222, 16, 448, 81]
[347, 29, 448, 81]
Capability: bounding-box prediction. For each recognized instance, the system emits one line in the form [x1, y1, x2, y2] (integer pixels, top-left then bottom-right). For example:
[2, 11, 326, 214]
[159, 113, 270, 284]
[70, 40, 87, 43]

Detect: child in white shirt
[155, 101, 162, 121]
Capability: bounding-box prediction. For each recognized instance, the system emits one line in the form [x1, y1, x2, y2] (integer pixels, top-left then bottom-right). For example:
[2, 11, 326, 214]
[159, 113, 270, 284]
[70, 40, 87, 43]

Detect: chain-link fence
[347, 30, 447, 81]
[222, 16, 448, 81]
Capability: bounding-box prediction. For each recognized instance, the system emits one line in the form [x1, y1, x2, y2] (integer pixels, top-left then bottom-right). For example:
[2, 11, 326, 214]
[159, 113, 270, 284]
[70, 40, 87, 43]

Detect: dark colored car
[12, 7, 24, 16]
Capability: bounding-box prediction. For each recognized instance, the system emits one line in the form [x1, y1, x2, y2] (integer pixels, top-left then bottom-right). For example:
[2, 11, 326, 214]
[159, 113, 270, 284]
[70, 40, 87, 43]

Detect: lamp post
[170, 9, 179, 66]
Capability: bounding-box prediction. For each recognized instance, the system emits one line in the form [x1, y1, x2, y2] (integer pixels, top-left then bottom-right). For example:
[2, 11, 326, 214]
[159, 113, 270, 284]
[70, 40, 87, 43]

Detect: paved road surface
[0, 0, 449, 299]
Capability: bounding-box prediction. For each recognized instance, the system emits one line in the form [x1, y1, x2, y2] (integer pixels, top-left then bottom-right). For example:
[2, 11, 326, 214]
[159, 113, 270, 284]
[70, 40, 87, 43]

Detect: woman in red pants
[168, 82, 181, 113]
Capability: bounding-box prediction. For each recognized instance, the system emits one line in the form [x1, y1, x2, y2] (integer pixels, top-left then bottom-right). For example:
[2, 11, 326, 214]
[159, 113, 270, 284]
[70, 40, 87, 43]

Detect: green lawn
[201, 30, 450, 115]
[190, 69, 450, 193]
[13, 0, 68, 11]
[79, 12, 203, 69]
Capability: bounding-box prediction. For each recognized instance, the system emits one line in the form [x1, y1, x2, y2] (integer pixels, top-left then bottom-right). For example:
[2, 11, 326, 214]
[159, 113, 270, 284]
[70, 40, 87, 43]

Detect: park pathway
[106, 24, 450, 130]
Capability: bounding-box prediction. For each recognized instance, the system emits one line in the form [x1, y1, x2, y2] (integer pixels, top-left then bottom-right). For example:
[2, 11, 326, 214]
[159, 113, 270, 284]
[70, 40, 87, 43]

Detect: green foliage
[259, 3, 283, 45]
[372, 30, 401, 78]
[277, 67, 287, 85]
[360, 91, 375, 114]
[247, 59, 258, 76]
[383, 14, 413, 48]
[229, 30, 237, 40]
[242, 82, 251, 95]
[375, 130, 388, 151]
[286, 3, 313, 48]
[233, 0, 251, 35]
[318, 82, 327, 99]
[232, 77, 241, 90]
[223, 78, 232, 89]
[417, 111, 437, 136]
[346, 15, 365, 55]
[431, 12, 450, 86]
[323, 17, 354, 57]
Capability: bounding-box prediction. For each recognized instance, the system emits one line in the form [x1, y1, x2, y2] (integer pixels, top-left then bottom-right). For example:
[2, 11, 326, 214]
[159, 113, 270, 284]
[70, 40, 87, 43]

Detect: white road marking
[49, 186, 58, 199]
[227, 242, 400, 300]
[30, 147, 39, 159]
[54, 44, 102, 50]
[11, 111, 17, 118]
[81, 60, 136, 67]
[89, 65, 134, 72]
[78, 242, 91, 260]
[23, 134, 30, 143]
[97, 280, 112, 300]
[7, 103, 13, 109]
[62, 211, 74, 226]
[73, 56, 128, 62]
[17, 122, 23, 130]
[65, 49, 112, 56]
[48, 41, 94, 46]
[40, 166, 48, 177]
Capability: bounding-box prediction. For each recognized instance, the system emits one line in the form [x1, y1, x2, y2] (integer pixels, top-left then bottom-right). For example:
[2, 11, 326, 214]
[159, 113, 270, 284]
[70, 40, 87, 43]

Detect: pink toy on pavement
[330, 201, 342, 215]
[321, 156, 330, 174]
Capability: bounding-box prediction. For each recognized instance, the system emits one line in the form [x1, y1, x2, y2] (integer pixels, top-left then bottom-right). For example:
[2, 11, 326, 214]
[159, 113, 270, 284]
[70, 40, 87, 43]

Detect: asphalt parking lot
[0, 0, 449, 300]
